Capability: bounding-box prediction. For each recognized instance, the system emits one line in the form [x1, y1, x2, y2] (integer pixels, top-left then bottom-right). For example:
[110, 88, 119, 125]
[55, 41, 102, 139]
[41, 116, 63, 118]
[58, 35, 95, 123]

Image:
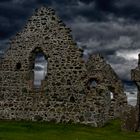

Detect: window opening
[33, 52, 47, 88]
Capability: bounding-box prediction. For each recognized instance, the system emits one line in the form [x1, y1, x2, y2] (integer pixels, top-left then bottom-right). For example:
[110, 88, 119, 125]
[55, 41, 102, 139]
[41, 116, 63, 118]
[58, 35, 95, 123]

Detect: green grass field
[0, 120, 140, 140]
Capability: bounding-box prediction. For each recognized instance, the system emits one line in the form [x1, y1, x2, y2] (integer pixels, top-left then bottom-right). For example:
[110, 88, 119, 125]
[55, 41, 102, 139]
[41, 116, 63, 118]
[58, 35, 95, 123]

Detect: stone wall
[0, 6, 126, 127]
[86, 54, 127, 119]
[123, 54, 140, 131]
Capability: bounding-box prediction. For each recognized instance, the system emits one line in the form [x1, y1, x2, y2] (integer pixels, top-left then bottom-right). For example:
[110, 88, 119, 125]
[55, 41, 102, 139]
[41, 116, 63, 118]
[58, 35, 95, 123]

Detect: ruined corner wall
[123, 54, 140, 131]
[0, 6, 124, 127]
[86, 54, 127, 119]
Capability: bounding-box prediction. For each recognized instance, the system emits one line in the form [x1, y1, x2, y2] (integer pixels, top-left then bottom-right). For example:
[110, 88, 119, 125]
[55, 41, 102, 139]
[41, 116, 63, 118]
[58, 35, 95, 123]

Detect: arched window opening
[87, 78, 98, 89]
[108, 86, 115, 100]
[89, 79, 97, 88]
[16, 62, 21, 70]
[33, 52, 48, 88]
[109, 91, 114, 100]
[90, 80, 97, 87]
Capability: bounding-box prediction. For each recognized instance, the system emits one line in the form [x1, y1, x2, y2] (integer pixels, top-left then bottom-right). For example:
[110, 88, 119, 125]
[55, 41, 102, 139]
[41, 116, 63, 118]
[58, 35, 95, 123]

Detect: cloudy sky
[0, 0, 140, 96]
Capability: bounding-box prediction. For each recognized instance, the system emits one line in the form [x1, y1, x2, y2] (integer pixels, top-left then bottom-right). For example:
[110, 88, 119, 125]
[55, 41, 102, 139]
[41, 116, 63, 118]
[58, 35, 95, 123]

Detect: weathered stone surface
[0, 6, 127, 127]
[126, 54, 140, 131]
[86, 54, 127, 119]
[122, 105, 138, 132]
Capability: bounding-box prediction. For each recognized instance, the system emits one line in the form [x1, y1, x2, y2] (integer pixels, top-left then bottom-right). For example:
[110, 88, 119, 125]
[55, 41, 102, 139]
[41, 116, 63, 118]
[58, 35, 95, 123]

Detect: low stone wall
[0, 83, 111, 127]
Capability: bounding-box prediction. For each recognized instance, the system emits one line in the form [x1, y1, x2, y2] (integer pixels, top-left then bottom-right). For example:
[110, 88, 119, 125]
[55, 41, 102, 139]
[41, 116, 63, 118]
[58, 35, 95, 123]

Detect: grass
[0, 120, 140, 140]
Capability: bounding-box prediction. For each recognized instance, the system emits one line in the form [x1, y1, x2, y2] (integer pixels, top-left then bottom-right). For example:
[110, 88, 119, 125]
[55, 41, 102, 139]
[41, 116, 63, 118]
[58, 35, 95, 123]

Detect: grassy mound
[0, 120, 140, 140]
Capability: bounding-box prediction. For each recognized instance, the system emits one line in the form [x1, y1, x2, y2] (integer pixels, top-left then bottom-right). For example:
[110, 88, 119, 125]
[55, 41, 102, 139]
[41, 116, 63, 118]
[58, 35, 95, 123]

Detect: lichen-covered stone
[0, 6, 127, 127]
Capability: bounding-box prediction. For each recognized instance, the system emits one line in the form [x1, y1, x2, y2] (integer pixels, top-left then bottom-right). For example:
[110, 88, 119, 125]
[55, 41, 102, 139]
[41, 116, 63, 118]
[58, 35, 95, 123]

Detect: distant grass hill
[0, 120, 140, 140]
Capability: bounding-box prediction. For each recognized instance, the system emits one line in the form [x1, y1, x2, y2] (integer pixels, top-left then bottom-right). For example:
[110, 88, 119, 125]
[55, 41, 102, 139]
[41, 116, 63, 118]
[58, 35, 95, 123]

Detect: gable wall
[0, 7, 126, 126]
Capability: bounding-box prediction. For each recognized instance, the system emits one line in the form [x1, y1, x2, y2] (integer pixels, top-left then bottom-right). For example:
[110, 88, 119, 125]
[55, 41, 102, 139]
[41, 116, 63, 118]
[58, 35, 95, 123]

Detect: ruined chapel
[0, 6, 127, 127]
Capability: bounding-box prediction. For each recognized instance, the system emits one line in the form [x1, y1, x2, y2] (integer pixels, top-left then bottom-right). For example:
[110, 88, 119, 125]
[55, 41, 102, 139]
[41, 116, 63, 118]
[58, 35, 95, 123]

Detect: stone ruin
[0, 6, 127, 127]
[122, 54, 140, 131]
[86, 55, 127, 119]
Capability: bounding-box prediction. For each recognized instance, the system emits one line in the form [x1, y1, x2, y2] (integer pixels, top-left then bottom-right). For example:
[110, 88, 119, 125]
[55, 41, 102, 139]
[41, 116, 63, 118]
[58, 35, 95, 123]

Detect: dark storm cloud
[95, 0, 115, 12]
[0, 2, 30, 39]
[0, 0, 78, 39]
[0, 0, 140, 40]
[78, 0, 140, 21]
[0, 0, 52, 39]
